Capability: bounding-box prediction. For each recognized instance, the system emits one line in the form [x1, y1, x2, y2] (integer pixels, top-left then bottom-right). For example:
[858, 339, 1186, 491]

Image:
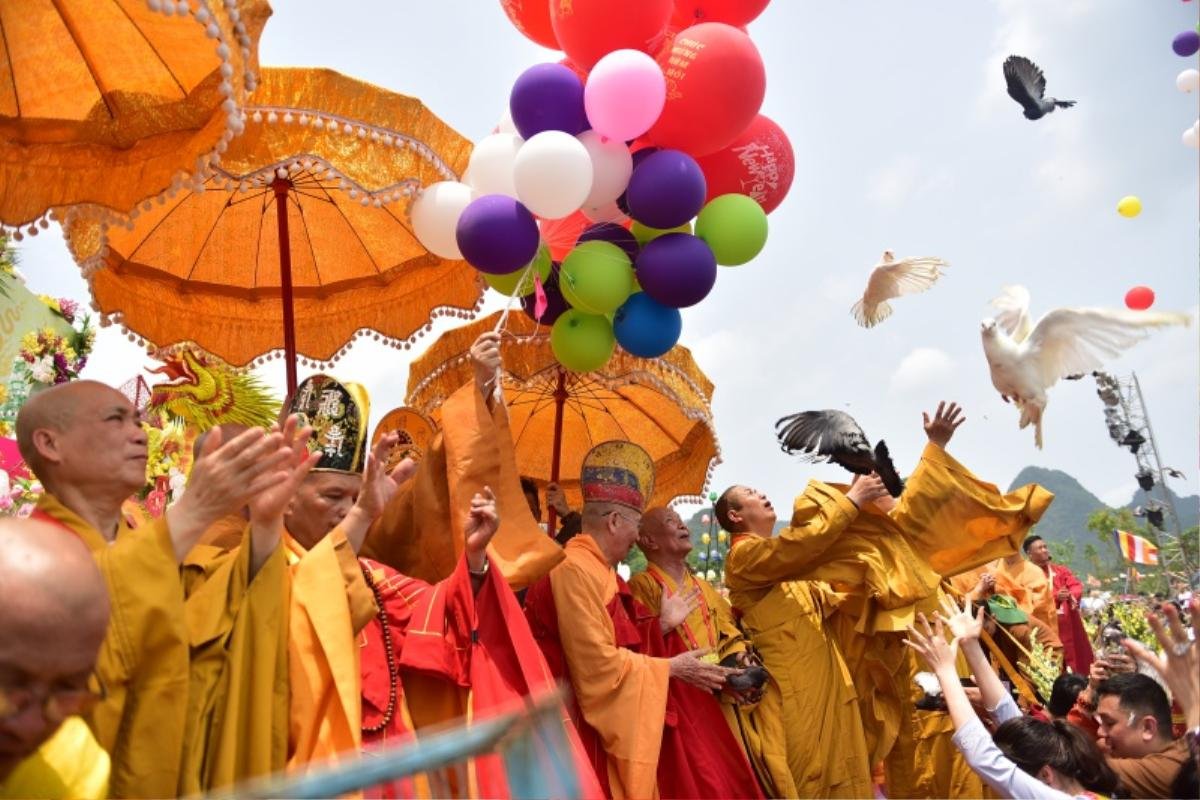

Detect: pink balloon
[585, 49, 667, 142]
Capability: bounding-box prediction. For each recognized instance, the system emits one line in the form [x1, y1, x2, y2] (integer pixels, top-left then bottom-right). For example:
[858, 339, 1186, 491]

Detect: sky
[15, 1, 1200, 515]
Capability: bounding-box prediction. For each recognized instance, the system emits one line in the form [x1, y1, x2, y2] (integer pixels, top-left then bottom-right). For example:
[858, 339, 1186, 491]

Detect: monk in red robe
[1025, 535, 1093, 675]
[523, 441, 750, 800]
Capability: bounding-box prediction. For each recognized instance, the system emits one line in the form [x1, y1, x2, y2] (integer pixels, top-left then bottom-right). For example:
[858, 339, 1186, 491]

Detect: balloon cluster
[1173, 30, 1200, 148]
[412, 0, 794, 373]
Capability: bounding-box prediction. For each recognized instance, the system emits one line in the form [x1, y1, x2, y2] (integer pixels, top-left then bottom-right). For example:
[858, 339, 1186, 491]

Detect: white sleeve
[989, 692, 1023, 725]
[952, 716, 1074, 800]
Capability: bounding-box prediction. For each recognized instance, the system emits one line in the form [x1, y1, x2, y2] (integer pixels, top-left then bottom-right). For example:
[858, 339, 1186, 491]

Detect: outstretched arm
[923, 401, 965, 450]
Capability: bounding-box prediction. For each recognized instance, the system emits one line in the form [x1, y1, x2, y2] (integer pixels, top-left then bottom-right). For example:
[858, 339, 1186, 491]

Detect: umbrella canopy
[63, 67, 482, 392]
[0, 0, 269, 230]
[406, 311, 720, 510]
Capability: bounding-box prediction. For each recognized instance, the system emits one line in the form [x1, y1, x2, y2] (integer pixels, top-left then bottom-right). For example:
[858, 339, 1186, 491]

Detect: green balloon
[695, 194, 768, 266]
[559, 240, 633, 314]
[550, 310, 615, 373]
[484, 245, 552, 297]
[630, 220, 692, 246]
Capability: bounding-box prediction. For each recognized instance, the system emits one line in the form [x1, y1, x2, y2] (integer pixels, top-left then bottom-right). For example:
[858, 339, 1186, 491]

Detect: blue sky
[17, 1, 1200, 513]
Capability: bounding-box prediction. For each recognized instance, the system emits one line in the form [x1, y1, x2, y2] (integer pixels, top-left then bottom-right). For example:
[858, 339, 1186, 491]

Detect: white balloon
[581, 199, 630, 224]
[1176, 69, 1200, 93]
[513, 131, 593, 219]
[495, 109, 518, 134]
[410, 181, 474, 259]
[578, 130, 633, 207]
[1184, 124, 1200, 149]
[466, 133, 523, 197]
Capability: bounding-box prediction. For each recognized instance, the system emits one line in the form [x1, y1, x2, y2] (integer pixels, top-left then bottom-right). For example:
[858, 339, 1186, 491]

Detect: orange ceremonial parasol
[406, 311, 720, 528]
[62, 67, 483, 394]
[0, 0, 269, 231]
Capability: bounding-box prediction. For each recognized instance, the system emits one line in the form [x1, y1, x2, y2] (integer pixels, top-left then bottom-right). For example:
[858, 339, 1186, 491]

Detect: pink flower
[57, 298, 78, 323]
[0, 495, 12, 511]
[16, 503, 34, 519]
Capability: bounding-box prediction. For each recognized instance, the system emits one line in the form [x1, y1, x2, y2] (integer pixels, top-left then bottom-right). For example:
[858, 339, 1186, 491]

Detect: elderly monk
[629, 507, 777, 798]
[14, 380, 295, 798]
[524, 442, 733, 800]
[717, 476, 888, 798]
[0, 518, 111, 799]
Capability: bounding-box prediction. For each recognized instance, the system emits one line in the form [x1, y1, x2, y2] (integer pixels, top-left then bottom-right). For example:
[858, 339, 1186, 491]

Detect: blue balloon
[697, 551, 708, 562]
[625, 149, 707, 230]
[613, 292, 682, 358]
[509, 63, 588, 140]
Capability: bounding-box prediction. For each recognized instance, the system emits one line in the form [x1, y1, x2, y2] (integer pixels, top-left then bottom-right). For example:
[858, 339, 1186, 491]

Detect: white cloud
[889, 347, 957, 394]
[1099, 480, 1137, 508]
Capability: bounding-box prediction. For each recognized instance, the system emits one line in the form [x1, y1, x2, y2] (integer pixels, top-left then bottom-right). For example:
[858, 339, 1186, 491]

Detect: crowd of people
[0, 331, 1197, 800]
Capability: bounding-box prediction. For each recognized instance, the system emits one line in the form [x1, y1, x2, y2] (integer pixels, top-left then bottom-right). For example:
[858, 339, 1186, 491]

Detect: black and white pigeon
[774, 409, 904, 497]
[1003, 55, 1076, 120]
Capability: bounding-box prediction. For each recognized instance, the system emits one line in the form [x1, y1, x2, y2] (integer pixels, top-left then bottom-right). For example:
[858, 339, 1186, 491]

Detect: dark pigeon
[774, 409, 905, 497]
[1004, 55, 1076, 120]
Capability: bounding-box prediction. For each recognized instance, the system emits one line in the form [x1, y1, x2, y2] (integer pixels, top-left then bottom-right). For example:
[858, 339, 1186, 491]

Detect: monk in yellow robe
[629, 506, 791, 798]
[15, 380, 298, 798]
[0, 517, 111, 800]
[991, 550, 1062, 652]
[524, 442, 734, 800]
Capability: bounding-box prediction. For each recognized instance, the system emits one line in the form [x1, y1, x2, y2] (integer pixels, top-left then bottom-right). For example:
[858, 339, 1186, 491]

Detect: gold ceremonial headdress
[287, 375, 370, 474]
[580, 441, 655, 513]
[371, 407, 438, 472]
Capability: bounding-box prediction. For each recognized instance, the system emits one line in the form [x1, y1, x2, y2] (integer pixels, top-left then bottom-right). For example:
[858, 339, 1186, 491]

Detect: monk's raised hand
[464, 486, 499, 572]
[668, 648, 734, 692]
[248, 416, 319, 524]
[354, 432, 415, 522]
[659, 586, 701, 634]
[922, 401, 965, 448]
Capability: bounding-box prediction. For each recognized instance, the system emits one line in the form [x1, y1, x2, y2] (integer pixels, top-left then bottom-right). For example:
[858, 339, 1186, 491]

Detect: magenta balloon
[634, 232, 717, 308]
[625, 149, 707, 229]
[455, 194, 540, 274]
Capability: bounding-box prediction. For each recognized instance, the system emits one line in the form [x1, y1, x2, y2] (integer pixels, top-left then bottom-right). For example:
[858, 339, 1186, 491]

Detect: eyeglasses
[0, 672, 107, 725]
[609, 510, 641, 529]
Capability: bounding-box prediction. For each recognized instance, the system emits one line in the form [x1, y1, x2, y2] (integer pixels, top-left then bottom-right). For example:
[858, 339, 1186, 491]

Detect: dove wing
[775, 409, 875, 473]
[1025, 308, 1191, 390]
[1004, 55, 1047, 112]
[864, 257, 948, 304]
[991, 285, 1034, 342]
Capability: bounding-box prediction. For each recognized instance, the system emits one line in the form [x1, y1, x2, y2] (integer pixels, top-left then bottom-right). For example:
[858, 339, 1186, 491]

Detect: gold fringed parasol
[62, 67, 482, 393]
[406, 311, 721, 519]
[0, 0, 270, 230]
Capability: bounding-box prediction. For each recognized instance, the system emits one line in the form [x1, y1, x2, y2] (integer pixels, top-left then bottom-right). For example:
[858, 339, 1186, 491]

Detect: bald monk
[629, 507, 781, 798]
[15, 380, 296, 798]
[990, 549, 1062, 653]
[717, 477, 889, 798]
[0, 518, 111, 799]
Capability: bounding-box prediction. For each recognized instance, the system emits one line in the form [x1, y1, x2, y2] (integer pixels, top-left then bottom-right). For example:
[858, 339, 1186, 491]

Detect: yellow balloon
[701, 532, 711, 545]
[1117, 196, 1142, 218]
[717, 530, 727, 543]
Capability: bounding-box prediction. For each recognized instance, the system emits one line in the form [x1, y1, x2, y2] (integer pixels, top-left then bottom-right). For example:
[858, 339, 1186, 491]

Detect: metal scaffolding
[1092, 370, 1197, 583]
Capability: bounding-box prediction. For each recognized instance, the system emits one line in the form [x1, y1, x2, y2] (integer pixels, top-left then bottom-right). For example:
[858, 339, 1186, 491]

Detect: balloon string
[488, 259, 536, 404]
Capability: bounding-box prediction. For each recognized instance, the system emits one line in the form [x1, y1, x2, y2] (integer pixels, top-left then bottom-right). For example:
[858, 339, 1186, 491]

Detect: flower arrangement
[0, 469, 41, 519]
[18, 316, 95, 386]
[1020, 626, 1062, 700]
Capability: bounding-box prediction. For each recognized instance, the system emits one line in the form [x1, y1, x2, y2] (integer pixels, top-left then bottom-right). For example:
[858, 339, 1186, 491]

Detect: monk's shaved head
[14, 381, 96, 473]
[637, 506, 692, 564]
[0, 517, 109, 766]
[639, 506, 673, 536]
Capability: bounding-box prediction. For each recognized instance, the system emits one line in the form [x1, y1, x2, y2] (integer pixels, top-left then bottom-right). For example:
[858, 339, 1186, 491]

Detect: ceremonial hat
[986, 594, 1029, 626]
[371, 407, 438, 472]
[580, 441, 655, 512]
[287, 375, 370, 474]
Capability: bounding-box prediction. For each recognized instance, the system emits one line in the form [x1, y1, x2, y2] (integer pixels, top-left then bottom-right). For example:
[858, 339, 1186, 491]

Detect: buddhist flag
[1114, 529, 1159, 566]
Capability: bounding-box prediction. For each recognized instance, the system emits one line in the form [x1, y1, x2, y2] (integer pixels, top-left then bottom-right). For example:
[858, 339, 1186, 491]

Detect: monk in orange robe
[15, 380, 299, 798]
[524, 441, 735, 800]
[991, 550, 1062, 653]
[629, 506, 779, 799]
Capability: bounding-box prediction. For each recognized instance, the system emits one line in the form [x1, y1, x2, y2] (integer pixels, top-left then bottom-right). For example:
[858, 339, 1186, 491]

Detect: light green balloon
[484, 244, 552, 297]
[695, 194, 768, 266]
[550, 310, 615, 373]
[559, 240, 633, 315]
[630, 220, 692, 246]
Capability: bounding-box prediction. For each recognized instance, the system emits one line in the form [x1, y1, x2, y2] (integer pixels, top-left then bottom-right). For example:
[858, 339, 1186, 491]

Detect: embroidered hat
[287, 375, 369, 474]
[580, 441, 655, 512]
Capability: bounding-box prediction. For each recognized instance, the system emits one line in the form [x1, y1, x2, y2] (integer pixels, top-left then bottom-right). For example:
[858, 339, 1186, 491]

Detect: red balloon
[540, 211, 592, 261]
[558, 57, 589, 82]
[500, 0, 559, 50]
[1124, 286, 1155, 310]
[550, 0, 674, 71]
[647, 23, 765, 156]
[694, 114, 793, 213]
[670, 0, 770, 29]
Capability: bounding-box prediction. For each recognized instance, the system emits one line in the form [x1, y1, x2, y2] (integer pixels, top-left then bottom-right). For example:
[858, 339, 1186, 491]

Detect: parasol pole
[272, 178, 299, 396]
[546, 367, 568, 535]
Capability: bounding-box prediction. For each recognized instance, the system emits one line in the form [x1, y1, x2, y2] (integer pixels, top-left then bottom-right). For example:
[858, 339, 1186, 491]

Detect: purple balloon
[510, 63, 588, 140]
[521, 266, 569, 325]
[456, 195, 540, 274]
[617, 146, 660, 216]
[625, 149, 707, 230]
[1173, 30, 1200, 57]
[577, 222, 639, 262]
[635, 233, 717, 308]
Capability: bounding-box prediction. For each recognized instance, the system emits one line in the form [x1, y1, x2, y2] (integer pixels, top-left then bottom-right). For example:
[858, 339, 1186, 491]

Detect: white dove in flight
[851, 250, 949, 328]
[981, 285, 1190, 449]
